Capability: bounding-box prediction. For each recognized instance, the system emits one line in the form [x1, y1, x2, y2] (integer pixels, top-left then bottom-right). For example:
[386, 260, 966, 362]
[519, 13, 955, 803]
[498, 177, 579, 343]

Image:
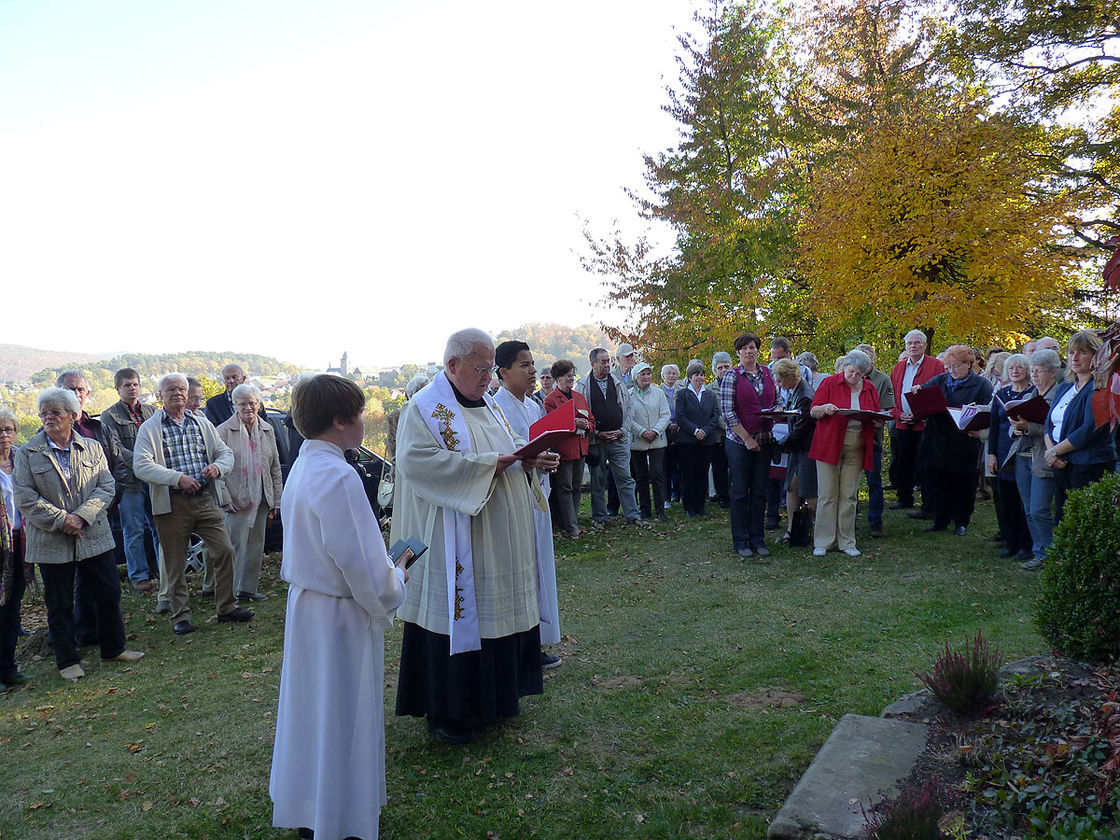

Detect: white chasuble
[493, 386, 561, 645]
[270, 440, 407, 840]
[392, 397, 540, 644]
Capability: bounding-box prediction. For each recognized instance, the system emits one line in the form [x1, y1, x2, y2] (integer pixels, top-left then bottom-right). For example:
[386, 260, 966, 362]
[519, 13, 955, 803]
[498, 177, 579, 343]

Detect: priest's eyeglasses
[461, 361, 497, 377]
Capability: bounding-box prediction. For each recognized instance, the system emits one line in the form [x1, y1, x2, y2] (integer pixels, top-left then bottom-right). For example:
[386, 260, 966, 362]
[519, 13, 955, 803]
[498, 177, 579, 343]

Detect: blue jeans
[1024, 466, 1055, 558]
[589, 439, 640, 522]
[726, 440, 770, 550]
[864, 434, 884, 527]
[119, 487, 160, 583]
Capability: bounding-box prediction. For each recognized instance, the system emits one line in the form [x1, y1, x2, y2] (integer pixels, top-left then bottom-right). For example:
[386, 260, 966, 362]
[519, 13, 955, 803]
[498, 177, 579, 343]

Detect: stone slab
[767, 714, 929, 840]
[881, 688, 935, 720]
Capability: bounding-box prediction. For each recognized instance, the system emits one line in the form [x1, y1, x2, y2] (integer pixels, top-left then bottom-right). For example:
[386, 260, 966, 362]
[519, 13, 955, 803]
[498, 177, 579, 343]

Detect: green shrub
[1035, 472, 1120, 662]
[917, 630, 1002, 714]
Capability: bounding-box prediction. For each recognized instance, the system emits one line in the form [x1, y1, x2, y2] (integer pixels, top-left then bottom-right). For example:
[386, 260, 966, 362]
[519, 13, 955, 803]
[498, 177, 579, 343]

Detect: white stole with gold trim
[412, 371, 521, 655]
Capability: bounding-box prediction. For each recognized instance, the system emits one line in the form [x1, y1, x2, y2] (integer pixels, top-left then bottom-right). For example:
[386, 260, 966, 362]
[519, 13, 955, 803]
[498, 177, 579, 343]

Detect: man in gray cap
[615, 344, 639, 391]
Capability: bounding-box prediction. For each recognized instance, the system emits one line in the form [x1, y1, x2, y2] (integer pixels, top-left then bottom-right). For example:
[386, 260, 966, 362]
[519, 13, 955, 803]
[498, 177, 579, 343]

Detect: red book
[513, 399, 577, 459]
[906, 385, 949, 421]
[998, 392, 1049, 425]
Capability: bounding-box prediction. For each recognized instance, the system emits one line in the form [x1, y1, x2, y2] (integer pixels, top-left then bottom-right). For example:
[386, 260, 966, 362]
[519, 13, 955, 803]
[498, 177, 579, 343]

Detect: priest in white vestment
[270, 375, 409, 840]
[492, 340, 562, 666]
[392, 329, 560, 744]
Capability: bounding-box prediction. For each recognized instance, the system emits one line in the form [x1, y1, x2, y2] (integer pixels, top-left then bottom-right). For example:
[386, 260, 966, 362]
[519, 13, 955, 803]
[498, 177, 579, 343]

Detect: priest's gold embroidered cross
[432, 403, 459, 451]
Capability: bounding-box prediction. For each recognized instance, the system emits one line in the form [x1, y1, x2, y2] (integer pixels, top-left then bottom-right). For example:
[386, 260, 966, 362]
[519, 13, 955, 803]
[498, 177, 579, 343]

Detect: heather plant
[918, 630, 1001, 714]
[862, 779, 944, 840]
[1036, 472, 1120, 662]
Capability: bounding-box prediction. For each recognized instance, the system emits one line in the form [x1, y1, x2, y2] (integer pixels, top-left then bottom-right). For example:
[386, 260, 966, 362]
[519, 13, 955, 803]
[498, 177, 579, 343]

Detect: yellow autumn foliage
[799, 95, 1078, 348]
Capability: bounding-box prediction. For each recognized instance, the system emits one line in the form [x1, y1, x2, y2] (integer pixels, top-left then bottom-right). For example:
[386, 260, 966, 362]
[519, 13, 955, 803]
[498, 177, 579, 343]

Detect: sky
[0, 0, 693, 369]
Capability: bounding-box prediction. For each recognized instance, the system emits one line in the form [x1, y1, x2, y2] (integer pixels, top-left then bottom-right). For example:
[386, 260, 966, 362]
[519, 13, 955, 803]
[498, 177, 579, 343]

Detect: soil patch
[727, 687, 805, 708]
[876, 655, 1119, 838]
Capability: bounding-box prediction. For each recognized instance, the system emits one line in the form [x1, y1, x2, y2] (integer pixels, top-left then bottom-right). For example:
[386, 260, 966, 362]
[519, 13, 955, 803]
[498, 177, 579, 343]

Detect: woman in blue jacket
[1043, 330, 1117, 524]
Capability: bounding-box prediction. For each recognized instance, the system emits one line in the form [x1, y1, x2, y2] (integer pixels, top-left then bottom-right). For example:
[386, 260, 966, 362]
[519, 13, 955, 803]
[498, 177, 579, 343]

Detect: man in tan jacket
[134, 373, 253, 636]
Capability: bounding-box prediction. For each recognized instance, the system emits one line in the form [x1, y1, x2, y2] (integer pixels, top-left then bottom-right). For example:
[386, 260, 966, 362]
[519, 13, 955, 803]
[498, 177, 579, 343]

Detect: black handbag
[790, 503, 813, 547]
[585, 445, 602, 468]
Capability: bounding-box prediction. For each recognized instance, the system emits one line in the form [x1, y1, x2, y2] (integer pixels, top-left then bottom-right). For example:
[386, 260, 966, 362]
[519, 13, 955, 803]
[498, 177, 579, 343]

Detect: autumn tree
[792, 0, 1087, 350]
[799, 92, 1079, 349]
[949, 0, 1119, 256]
[583, 0, 805, 366]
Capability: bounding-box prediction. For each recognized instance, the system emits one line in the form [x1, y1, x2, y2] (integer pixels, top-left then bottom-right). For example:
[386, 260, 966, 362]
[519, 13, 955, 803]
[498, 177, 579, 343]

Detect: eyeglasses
[39, 409, 70, 419]
[459, 360, 496, 377]
[0, 427, 16, 435]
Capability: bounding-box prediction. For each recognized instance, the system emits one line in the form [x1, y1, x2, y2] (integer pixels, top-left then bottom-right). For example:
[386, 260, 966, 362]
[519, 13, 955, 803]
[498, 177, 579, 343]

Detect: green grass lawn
[2, 496, 1044, 840]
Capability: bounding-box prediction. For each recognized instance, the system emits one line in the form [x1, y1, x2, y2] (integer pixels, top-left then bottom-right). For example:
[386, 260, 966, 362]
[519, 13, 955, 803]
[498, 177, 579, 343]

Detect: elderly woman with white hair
[706, 351, 734, 508]
[629, 362, 671, 520]
[986, 353, 1034, 560]
[660, 363, 682, 505]
[386, 373, 430, 463]
[14, 388, 144, 681]
[217, 383, 283, 601]
[808, 349, 883, 557]
[1013, 348, 1061, 568]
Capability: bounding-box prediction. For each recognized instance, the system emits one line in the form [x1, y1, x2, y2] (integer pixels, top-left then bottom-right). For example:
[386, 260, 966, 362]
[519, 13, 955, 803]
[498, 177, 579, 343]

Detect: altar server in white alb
[492, 339, 563, 670]
[270, 374, 409, 840]
[392, 328, 560, 745]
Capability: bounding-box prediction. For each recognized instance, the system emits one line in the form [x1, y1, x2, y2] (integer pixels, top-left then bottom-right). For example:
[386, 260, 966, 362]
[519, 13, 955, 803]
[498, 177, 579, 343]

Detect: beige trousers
[152, 493, 236, 623]
[814, 429, 864, 551]
[225, 505, 269, 595]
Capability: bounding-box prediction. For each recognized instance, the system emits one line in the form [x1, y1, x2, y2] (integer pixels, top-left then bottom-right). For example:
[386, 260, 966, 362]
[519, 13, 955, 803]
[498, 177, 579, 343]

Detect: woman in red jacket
[543, 359, 595, 537]
[809, 349, 883, 558]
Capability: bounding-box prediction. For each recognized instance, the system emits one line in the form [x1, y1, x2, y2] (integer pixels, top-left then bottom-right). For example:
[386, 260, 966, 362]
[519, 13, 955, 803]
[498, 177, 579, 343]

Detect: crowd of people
[2, 326, 1116, 840]
[481, 328, 1115, 572]
[0, 364, 276, 689]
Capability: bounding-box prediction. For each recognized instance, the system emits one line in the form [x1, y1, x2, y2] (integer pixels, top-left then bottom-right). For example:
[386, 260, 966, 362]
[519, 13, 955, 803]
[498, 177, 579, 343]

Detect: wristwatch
[1048, 447, 1059, 458]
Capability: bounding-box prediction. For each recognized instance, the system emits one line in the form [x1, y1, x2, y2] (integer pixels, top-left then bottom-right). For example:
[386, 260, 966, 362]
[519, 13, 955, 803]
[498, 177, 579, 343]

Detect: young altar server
[270, 374, 409, 840]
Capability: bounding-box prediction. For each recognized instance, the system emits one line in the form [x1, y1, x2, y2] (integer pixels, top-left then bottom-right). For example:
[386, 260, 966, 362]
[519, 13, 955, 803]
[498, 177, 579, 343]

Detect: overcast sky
[0, 0, 693, 369]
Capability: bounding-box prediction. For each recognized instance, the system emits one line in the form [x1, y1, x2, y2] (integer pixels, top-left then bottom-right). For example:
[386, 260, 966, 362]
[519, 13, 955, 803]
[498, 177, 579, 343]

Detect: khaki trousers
[814, 431, 864, 551]
[153, 492, 236, 623]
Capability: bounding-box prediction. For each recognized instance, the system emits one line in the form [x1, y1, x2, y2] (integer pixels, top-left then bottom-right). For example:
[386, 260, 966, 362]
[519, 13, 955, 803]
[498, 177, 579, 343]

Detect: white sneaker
[59, 664, 85, 682]
[842, 548, 861, 557]
[105, 650, 146, 663]
[812, 547, 827, 557]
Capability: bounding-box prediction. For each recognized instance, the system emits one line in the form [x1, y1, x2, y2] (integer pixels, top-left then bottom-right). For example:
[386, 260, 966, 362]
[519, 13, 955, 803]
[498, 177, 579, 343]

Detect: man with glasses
[204, 364, 265, 425]
[134, 373, 254, 636]
[392, 328, 559, 744]
[888, 330, 945, 518]
[576, 347, 642, 526]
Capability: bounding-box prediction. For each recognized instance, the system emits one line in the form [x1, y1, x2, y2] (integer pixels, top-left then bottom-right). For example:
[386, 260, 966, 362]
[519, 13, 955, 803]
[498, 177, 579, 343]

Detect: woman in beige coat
[628, 362, 671, 520]
[14, 388, 143, 682]
[217, 384, 283, 600]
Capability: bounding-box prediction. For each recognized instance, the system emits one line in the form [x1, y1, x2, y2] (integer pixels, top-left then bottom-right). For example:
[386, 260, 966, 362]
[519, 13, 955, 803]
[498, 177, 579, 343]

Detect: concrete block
[768, 714, 928, 840]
